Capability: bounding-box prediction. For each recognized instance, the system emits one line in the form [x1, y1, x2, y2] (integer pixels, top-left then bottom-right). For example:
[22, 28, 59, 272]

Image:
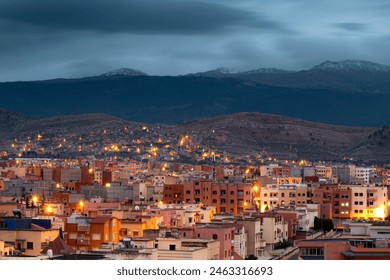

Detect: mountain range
[0, 60, 390, 127]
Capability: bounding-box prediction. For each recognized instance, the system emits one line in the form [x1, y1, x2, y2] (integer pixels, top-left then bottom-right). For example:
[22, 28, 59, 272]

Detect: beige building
[261, 213, 289, 250]
[156, 237, 220, 260]
[0, 227, 59, 256]
[315, 166, 332, 178]
[259, 184, 308, 212]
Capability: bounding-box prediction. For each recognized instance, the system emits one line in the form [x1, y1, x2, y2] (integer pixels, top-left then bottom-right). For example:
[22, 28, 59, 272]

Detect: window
[301, 248, 324, 256]
[92, 233, 101, 240]
[69, 233, 77, 239]
[212, 234, 218, 240]
[27, 242, 34, 250]
[169, 244, 176, 250]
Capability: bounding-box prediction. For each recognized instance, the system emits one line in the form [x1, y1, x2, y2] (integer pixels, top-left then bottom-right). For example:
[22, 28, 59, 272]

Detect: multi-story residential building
[315, 166, 332, 179]
[178, 223, 236, 260]
[237, 217, 265, 258]
[350, 166, 375, 184]
[155, 237, 220, 260]
[260, 213, 289, 250]
[331, 166, 350, 183]
[61, 167, 81, 183]
[312, 184, 388, 220]
[169, 180, 254, 215]
[65, 214, 121, 251]
[259, 184, 308, 212]
[0, 218, 59, 256]
[233, 224, 247, 259]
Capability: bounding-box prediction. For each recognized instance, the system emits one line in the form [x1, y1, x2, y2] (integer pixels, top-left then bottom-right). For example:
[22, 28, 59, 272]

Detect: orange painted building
[65, 215, 121, 251]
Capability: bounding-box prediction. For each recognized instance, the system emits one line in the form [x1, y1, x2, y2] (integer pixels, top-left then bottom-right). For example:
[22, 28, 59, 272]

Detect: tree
[313, 216, 334, 232]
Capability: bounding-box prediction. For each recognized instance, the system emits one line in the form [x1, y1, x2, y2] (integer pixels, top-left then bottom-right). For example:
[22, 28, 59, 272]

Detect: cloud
[0, 0, 286, 35]
[332, 22, 370, 32]
[0, 0, 390, 81]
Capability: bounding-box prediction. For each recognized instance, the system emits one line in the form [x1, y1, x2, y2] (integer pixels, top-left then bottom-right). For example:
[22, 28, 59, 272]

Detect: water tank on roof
[47, 249, 53, 259]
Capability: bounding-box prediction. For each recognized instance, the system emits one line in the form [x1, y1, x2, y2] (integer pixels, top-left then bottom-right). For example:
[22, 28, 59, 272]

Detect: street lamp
[252, 183, 260, 211]
[79, 200, 84, 213]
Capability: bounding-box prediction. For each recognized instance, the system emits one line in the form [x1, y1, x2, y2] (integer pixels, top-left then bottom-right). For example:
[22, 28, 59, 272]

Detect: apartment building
[169, 180, 254, 215]
[0, 218, 59, 256]
[259, 184, 308, 212]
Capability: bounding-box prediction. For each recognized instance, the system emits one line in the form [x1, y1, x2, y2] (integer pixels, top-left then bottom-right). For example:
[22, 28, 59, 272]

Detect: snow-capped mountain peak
[214, 67, 240, 74]
[311, 60, 390, 72]
[239, 68, 293, 75]
[100, 68, 148, 77]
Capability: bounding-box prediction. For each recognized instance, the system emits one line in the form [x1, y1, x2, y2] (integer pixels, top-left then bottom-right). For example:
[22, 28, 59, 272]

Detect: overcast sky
[1, 0, 390, 81]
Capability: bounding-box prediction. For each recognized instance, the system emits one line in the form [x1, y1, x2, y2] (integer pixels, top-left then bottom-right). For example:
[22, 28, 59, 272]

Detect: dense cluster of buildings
[1, 157, 390, 260]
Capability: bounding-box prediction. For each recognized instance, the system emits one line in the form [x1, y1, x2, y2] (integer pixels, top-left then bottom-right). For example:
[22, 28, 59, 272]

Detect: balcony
[77, 237, 91, 246]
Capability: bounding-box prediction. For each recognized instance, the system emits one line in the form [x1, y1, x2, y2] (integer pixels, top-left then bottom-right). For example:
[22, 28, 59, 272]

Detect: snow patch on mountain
[100, 68, 148, 77]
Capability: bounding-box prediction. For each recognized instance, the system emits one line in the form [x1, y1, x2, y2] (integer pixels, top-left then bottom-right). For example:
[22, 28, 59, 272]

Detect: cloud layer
[0, 0, 389, 81]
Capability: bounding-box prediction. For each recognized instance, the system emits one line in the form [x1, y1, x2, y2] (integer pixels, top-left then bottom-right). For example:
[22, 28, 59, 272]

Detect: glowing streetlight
[79, 201, 84, 213]
[105, 183, 111, 188]
[252, 183, 260, 211]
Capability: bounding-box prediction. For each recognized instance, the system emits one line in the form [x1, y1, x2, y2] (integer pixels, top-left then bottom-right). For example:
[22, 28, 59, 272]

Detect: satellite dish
[134, 206, 140, 210]
[13, 209, 22, 218]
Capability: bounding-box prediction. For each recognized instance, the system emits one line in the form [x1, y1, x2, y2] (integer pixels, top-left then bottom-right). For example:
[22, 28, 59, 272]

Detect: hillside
[0, 109, 31, 137]
[1, 110, 387, 162]
[176, 112, 376, 161]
